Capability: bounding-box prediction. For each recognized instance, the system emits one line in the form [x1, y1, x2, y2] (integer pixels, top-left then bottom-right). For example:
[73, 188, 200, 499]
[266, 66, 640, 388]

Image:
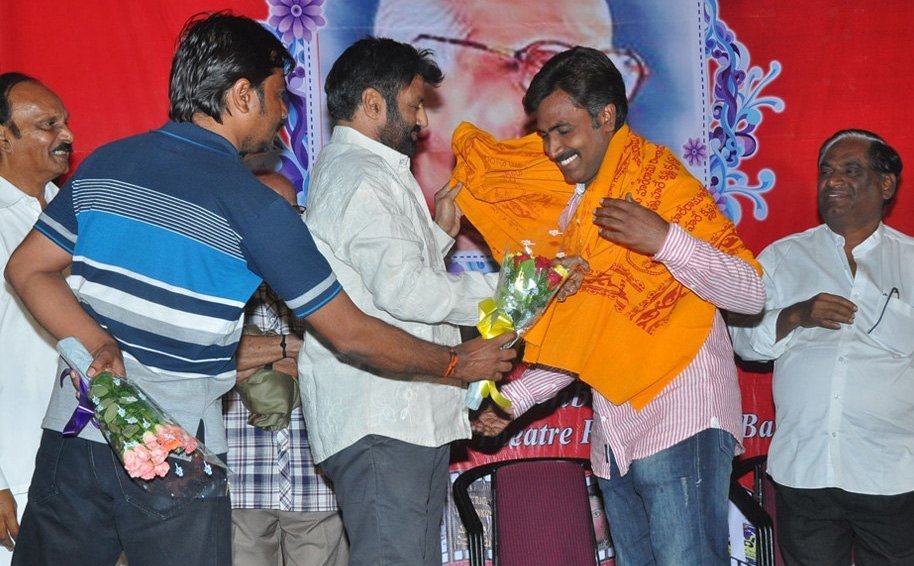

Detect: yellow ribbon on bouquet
[473, 299, 515, 409]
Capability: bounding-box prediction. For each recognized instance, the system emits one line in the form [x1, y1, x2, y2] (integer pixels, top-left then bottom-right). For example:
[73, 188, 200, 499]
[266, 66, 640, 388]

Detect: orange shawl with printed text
[452, 122, 760, 409]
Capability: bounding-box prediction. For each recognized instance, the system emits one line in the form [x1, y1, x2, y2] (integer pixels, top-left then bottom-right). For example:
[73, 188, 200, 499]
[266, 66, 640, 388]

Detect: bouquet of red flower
[466, 249, 569, 410]
[58, 338, 229, 499]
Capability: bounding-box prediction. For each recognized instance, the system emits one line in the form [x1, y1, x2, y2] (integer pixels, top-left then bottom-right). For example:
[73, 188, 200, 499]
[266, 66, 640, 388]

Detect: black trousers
[775, 482, 914, 566]
[12, 430, 231, 566]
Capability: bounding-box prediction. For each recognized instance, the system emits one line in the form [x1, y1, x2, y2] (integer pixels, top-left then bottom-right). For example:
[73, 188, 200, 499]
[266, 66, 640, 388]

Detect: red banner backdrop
[4, 1, 914, 564]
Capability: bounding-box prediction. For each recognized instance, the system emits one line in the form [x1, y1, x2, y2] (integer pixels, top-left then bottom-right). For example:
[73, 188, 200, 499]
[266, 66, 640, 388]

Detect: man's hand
[450, 333, 517, 383]
[777, 293, 857, 341]
[553, 255, 590, 302]
[434, 181, 464, 238]
[0, 488, 17, 552]
[593, 194, 670, 255]
[471, 404, 514, 437]
[86, 340, 126, 378]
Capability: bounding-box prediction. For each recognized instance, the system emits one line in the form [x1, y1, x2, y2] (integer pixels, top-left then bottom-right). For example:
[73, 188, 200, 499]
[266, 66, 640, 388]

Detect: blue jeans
[12, 430, 231, 566]
[597, 428, 735, 566]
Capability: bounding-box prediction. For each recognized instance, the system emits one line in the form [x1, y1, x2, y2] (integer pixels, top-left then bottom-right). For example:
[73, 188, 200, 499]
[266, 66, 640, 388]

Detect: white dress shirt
[300, 126, 498, 462]
[0, 176, 59, 494]
[730, 223, 914, 495]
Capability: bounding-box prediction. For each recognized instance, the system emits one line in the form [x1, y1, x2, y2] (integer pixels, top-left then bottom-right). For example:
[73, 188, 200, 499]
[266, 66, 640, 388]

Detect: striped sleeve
[238, 199, 341, 318]
[653, 223, 765, 315]
[35, 181, 78, 254]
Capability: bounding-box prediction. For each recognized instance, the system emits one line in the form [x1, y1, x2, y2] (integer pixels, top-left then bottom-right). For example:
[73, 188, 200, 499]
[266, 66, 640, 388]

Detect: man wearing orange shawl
[458, 48, 765, 565]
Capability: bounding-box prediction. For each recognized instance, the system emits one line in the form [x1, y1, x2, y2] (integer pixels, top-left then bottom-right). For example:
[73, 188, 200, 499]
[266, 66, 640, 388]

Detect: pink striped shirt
[501, 223, 764, 478]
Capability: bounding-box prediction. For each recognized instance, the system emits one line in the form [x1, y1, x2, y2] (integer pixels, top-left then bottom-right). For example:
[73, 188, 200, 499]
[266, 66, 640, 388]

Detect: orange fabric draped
[452, 122, 760, 409]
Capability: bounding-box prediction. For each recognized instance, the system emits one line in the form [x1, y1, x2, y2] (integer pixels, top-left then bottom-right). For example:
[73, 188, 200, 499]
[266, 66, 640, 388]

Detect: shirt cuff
[652, 223, 696, 270]
[431, 223, 456, 257]
[761, 307, 796, 358]
[500, 380, 536, 418]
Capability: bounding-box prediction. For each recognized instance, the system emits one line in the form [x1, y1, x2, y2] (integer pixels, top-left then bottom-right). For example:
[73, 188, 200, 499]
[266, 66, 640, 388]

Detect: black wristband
[280, 334, 287, 358]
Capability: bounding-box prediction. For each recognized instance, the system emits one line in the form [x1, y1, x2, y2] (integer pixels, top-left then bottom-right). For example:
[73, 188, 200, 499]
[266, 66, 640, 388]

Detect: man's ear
[224, 77, 257, 117]
[881, 173, 898, 202]
[0, 124, 12, 155]
[361, 88, 386, 121]
[599, 103, 617, 133]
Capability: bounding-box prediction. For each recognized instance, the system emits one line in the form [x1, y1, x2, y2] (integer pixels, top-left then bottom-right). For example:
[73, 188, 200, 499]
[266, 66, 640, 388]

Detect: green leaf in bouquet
[104, 403, 120, 424]
[122, 424, 140, 438]
[90, 384, 110, 398]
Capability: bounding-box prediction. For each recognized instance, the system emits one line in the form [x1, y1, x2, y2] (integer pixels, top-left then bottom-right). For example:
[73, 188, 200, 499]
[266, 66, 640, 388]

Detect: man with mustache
[301, 38, 573, 566]
[730, 130, 914, 565]
[4, 15, 515, 566]
[458, 47, 765, 565]
[0, 73, 73, 566]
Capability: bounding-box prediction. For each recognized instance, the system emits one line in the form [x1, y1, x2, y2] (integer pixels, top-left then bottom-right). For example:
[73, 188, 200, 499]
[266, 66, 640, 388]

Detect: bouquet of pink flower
[466, 249, 569, 410]
[89, 371, 199, 480]
[58, 338, 228, 498]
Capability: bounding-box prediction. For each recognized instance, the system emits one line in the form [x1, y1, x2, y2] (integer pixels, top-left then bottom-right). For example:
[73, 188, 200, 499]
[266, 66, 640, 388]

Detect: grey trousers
[321, 435, 450, 566]
[231, 508, 348, 566]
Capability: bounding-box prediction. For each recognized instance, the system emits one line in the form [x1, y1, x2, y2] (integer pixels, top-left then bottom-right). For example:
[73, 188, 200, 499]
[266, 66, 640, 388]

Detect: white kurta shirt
[730, 223, 914, 495]
[0, 176, 59, 494]
[300, 126, 498, 462]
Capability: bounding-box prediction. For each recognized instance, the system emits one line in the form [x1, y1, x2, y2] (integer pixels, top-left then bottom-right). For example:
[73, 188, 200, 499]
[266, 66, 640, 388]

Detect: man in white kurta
[730, 130, 914, 565]
[300, 39, 498, 565]
[0, 74, 73, 563]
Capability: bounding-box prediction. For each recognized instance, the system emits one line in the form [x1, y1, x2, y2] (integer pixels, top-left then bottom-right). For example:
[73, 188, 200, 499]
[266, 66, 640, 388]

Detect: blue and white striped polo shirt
[37, 121, 340, 452]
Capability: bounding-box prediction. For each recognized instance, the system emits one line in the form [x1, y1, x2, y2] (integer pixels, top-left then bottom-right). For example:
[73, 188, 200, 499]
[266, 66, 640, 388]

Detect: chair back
[493, 459, 598, 566]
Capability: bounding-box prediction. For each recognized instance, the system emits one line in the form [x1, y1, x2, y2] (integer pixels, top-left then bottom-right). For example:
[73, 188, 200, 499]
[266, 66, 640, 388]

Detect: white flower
[174, 464, 184, 477]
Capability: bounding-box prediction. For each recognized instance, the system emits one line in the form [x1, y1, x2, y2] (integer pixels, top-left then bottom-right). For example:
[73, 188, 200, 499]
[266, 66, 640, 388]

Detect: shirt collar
[154, 121, 240, 159]
[0, 174, 58, 209]
[330, 126, 411, 170]
[823, 222, 884, 254]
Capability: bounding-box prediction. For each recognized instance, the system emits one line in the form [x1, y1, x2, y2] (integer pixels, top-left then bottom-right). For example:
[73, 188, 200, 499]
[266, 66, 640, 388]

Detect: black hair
[523, 46, 627, 130]
[818, 129, 903, 179]
[325, 37, 443, 124]
[0, 72, 38, 138]
[168, 12, 294, 123]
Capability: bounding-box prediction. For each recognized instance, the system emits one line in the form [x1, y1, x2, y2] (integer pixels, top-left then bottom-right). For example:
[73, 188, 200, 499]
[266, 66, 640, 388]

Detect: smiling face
[534, 89, 615, 186]
[0, 81, 73, 193]
[378, 75, 428, 157]
[410, 0, 616, 194]
[817, 137, 895, 237]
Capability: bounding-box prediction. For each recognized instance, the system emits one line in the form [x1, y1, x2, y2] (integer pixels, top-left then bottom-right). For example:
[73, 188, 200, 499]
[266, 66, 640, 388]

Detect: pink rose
[149, 444, 169, 465]
[155, 425, 183, 452]
[181, 434, 198, 454]
[153, 461, 170, 477]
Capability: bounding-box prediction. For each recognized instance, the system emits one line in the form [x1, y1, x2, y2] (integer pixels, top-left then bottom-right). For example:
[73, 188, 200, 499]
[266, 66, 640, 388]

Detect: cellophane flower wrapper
[57, 338, 229, 499]
[466, 249, 569, 410]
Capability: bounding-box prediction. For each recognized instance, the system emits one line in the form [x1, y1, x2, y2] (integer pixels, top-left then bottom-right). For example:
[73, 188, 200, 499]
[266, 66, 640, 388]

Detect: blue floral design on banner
[268, 0, 326, 46]
[704, 0, 784, 224]
[262, 1, 326, 205]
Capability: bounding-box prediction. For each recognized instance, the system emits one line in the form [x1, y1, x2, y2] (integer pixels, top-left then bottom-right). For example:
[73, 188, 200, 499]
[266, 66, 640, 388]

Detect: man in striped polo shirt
[4, 13, 515, 566]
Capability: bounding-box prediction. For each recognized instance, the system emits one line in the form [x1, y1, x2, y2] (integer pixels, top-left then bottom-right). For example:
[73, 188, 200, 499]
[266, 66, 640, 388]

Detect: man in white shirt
[301, 38, 517, 565]
[0, 73, 73, 564]
[730, 129, 914, 565]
